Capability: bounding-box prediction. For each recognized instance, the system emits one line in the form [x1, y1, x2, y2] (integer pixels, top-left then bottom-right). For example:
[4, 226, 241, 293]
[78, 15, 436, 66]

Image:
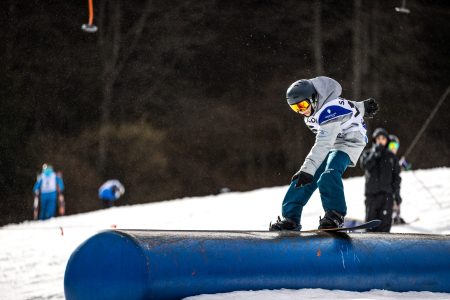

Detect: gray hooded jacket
[299, 76, 367, 176]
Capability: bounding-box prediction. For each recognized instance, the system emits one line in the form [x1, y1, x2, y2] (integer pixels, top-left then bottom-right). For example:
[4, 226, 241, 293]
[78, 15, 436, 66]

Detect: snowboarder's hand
[363, 98, 379, 118]
[292, 171, 314, 188]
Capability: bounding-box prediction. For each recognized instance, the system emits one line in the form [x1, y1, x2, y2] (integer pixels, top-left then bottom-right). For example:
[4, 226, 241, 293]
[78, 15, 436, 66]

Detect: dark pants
[365, 193, 394, 232]
[102, 199, 114, 209]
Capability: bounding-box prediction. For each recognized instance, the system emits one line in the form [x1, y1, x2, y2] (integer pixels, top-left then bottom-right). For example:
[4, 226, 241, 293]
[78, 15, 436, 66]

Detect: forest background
[1, 0, 449, 225]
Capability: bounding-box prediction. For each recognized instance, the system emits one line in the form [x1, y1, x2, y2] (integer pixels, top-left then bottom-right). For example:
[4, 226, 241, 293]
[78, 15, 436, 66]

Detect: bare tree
[352, 0, 362, 100]
[370, 1, 380, 98]
[313, 0, 324, 75]
[96, 0, 152, 175]
[5, 2, 16, 72]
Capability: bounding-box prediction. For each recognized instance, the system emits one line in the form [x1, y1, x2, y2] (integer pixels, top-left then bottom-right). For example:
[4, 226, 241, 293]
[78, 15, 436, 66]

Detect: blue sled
[64, 230, 450, 300]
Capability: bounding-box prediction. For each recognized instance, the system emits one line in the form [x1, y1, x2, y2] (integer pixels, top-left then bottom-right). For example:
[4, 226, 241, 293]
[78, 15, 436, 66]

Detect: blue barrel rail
[64, 230, 450, 299]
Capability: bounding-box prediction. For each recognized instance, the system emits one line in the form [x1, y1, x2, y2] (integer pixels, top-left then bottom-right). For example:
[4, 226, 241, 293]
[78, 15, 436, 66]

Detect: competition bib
[304, 98, 367, 138]
[41, 173, 57, 193]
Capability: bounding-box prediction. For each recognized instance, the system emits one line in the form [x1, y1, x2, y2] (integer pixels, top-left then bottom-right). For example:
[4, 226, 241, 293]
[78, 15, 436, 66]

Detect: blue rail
[64, 230, 450, 299]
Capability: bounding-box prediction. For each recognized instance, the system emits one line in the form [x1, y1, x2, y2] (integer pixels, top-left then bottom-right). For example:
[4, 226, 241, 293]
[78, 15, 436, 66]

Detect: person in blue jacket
[98, 179, 125, 208]
[33, 164, 65, 220]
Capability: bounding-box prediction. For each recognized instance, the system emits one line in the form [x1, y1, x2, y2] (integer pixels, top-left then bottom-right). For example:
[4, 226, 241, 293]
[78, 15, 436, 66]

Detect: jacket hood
[310, 76, 342, 110]
[372, 128, 389, 143]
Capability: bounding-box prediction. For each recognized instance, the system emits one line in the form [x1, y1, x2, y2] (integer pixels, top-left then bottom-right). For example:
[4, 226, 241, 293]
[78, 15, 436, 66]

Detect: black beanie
[372, 128, 389, 142]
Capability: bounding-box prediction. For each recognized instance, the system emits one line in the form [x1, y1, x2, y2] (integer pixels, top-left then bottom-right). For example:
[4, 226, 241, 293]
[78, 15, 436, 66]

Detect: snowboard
[301, 219, 382, 233]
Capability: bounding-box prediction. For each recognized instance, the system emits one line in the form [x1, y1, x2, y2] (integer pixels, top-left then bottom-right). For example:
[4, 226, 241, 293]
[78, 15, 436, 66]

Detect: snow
[1, 167, 449, 300]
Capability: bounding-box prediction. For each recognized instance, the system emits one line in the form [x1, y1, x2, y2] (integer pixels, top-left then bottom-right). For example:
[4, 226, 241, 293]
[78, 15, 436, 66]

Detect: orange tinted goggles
[289, 100, 311, 113]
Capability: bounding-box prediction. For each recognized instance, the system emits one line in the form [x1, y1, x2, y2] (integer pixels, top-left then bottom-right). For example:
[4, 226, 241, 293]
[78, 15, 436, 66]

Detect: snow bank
[0, 167, 449, 299]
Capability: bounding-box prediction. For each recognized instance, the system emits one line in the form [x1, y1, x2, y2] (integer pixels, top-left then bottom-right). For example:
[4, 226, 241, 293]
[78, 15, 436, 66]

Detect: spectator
[32, 164, 65, 220]
[98, 179, 125, 208]
[389, 134, 412, 171]
[388, 134, 406, 225]
[360, 128, 401, 232]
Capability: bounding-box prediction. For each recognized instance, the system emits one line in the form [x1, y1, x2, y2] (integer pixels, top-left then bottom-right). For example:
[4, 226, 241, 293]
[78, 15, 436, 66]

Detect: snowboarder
[32, 164, 65, 220]
[270, 76, 379, 231]
[98, 179, 125, 208]
[360, 129, 401, 232]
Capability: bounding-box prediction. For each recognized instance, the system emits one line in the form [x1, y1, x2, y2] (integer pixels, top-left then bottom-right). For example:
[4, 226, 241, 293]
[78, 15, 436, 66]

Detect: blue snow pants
[39, 192, 58, 220]
[282, 150, 351, 226]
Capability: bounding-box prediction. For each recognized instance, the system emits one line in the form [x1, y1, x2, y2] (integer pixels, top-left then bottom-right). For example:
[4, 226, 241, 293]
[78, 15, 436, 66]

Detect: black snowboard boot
[318, 210, 344, 229]
[269, 216, 301, 231]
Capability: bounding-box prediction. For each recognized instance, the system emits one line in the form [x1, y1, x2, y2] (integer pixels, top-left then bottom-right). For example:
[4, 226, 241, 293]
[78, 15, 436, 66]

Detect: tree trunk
[97, 0, 122, 175]
[96, 0, 152, 175]
[5, 2, 15, 72]
[313, 0, 324, 75]
[370, 1, 380, 99]
[352, 0, 362, 100]
[98, 80, 114, 175]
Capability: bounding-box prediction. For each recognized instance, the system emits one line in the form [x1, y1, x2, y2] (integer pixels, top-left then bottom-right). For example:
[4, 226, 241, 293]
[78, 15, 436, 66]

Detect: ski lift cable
[403, 84, 450, 159]
[411, 171, 443, 209]
[401, 84, 450, 209]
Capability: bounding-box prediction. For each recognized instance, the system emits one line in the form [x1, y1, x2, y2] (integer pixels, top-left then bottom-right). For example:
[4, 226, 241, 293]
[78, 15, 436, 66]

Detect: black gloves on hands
[292, 171, 314, 188]
[394, 192, 402, 206]
[373, 144, 385, 158]
[375, 144, 385, 152]
[363, 98, 379, 118]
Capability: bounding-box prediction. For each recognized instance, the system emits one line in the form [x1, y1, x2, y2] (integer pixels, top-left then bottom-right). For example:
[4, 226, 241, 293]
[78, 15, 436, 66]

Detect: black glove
[363, 98, 379, 118]
[373, 144, 384, 158]
[292, 171, 314, 188]
[394, 192, 402, 206]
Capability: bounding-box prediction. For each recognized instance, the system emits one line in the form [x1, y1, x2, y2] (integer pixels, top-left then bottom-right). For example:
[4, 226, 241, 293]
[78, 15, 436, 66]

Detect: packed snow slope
[0, 167, 449, 300]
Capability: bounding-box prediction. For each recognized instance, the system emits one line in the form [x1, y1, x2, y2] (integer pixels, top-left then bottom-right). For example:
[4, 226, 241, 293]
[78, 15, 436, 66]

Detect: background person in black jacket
[360, 128, 401, 232]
